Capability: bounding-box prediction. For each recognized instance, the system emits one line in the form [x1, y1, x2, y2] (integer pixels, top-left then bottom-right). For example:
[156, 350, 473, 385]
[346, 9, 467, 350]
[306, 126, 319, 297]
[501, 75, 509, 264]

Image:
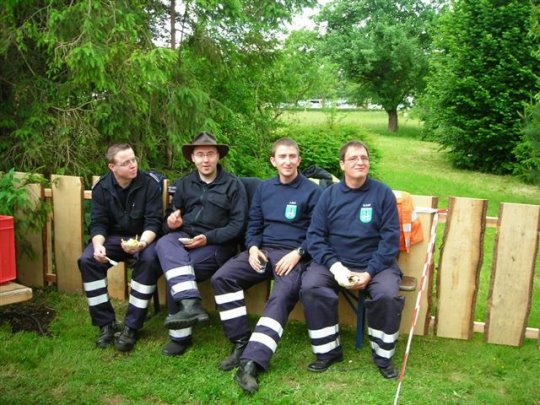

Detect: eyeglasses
[344, 155, 369, 164]
[193, 151, 218, 159]
[116, 157, 138, 167]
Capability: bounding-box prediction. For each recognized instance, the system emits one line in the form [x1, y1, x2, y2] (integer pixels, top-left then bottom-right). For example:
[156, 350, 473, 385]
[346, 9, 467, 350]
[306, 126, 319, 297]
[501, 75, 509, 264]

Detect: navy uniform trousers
[211, 247, 304, 371]
[78, 235, 162, 330]
[301, 262, 404, 367]
[155, 231, 237, 344]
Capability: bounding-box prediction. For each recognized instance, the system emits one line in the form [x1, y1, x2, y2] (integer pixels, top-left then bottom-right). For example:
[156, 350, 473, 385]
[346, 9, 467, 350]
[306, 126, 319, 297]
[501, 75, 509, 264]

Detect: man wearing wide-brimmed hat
[155, 131, 248, 357]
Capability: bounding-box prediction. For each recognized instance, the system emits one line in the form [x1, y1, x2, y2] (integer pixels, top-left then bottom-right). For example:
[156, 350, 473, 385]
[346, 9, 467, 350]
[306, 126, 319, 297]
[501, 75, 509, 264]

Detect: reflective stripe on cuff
[250, 332, 278, 353]
[257, 316, 283, 337]
[88, 293, 109, 306]
[215, 290, 244, 305]
[368, 327, 399, 344]
[308, 324, 339, 340]
[84, 279, 107, 292]
[171, 280, 198, 295]
[219, 306, 247, 321]
[166, 265, 194, 280]
[130, 279, 156, 295]
[312, 337, 341, 354]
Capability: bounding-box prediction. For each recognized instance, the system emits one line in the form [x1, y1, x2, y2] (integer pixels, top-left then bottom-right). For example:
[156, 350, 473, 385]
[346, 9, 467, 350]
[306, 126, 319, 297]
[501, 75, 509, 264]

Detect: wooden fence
[10, 173, 540, 348]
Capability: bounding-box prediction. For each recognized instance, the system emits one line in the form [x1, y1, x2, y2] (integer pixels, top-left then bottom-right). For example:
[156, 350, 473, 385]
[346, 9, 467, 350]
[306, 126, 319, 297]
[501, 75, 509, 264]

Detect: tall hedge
[420, 0, 539, 175]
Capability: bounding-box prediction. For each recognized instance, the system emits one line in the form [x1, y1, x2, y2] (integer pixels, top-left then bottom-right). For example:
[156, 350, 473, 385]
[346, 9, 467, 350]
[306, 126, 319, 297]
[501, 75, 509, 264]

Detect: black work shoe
[234, 360, 259, 394]
[163, 298, 209, 330]
[162, 340, 192, 357]
[378, 362, 398, 379]
[96, 321, 119, 348]
[307, 354, 344, 372]
[115, 326, 138, 352]
[219, 337, 250, 371]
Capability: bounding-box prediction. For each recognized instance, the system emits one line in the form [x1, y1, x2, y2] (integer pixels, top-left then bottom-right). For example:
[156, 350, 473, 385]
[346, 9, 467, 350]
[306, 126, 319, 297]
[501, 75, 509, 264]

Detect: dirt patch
[0, 302, 56, 336]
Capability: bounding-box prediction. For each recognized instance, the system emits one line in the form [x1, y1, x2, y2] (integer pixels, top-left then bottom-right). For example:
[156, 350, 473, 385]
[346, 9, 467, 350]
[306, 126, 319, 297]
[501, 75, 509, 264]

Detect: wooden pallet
[0, 282, 33, 306]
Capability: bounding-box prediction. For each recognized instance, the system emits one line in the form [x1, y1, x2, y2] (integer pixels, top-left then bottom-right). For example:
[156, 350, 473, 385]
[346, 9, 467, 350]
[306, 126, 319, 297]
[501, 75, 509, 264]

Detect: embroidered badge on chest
[359, 205, 373, 223]
[285, 203, 298, 220]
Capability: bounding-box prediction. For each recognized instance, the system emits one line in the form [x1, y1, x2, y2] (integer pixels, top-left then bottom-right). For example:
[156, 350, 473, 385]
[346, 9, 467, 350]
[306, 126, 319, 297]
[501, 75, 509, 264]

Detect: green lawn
[1, 289, 539, 404]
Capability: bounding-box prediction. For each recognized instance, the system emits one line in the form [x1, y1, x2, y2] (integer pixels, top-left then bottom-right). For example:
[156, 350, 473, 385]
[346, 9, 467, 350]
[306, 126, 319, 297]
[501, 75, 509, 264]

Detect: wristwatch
[296, 247, 305, 257]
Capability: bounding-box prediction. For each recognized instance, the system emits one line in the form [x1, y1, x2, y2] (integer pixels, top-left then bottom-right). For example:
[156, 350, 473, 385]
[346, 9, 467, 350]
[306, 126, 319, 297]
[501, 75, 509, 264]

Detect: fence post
[51, 174, 84, 293]
[14, 172, 46, 287]
[485, 203, 540, 346]
[435, 196, 487, 340]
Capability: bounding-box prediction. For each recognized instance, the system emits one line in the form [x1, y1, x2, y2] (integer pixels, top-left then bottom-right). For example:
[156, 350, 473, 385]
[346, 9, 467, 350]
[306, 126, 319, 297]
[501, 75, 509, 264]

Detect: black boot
[219, 336, 250, 371]
[162, 340, 192, 357]
[234, 360, 259, 394]
[377, 361, 398, 379]
[96, 321, 119, 348]
[163, 298, 209, 330]
[115, 326, 138, 352]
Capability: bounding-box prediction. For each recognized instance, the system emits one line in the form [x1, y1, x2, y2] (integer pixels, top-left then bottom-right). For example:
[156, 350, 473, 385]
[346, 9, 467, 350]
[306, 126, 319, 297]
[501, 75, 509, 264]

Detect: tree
[316, 0, 438, 131]
[0, 0, 315, 181]
[420, 0, 540, 175]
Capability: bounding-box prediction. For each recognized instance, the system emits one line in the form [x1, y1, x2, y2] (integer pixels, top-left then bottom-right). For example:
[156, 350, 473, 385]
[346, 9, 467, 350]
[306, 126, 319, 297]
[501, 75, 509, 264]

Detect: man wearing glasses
[301, 140, 404, 379]
[155, 131, 248, 357]
[78, 143, 163, 352]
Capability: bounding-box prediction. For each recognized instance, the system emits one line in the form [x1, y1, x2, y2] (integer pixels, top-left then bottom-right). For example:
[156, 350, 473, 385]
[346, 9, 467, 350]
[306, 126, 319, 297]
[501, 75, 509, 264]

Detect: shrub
[0, 169, 51, 259]
[277, 124, 379, 179]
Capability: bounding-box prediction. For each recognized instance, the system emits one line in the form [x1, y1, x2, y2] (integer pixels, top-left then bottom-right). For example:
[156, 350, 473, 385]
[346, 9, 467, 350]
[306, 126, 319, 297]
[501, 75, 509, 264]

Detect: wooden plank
[157, 275, 167, 308]
[399, 195, 439, 336]
[0, 282, 33, 306]
[199, 279, 215, 312]
[14, 173, 45, 287]
[435, 197, 487, 340]
[245, 280, 270, 316]
[51, 175, 84, 293]
[107, 262, 127, 300]
[473, 321, 539, 340]
[289, 300, 305, 323]
[485, 203, 540, 346]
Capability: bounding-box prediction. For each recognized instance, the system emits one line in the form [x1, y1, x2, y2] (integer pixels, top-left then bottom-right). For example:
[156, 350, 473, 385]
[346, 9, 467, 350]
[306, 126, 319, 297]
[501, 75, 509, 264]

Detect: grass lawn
[1, 289, 539, 404]
[1, 110, 539, 404]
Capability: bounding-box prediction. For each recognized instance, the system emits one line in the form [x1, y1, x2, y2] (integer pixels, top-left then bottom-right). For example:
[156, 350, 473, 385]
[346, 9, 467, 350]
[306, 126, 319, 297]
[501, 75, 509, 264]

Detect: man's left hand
[183, 234, 207, 249]
[275, 250, 301, 277]
[349, 272, 372, 290]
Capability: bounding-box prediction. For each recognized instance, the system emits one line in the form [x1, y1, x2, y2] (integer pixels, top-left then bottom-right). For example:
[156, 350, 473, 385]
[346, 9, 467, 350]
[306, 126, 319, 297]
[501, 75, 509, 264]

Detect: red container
[0, 215, 17, 284]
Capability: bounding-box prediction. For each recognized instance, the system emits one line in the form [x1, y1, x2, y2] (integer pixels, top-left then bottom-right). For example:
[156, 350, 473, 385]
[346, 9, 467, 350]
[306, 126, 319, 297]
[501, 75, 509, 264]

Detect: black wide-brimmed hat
[181, 132, 229, 160]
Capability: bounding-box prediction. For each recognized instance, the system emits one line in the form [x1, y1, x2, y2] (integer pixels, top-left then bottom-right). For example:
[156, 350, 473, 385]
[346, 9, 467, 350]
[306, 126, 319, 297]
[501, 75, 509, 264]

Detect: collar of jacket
[339, 176, 372, 193]
[190, 164, 227, 185]
[100, 170, 145, 193]
[270, 172, 304, 188]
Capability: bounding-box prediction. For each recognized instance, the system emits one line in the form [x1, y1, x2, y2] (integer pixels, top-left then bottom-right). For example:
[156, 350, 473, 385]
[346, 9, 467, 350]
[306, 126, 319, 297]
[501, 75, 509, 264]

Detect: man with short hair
[211, 137, 322, 394]
[301, 140, 404, 379]
[78, 143, 163, 352]
[156, 131, 248, 357]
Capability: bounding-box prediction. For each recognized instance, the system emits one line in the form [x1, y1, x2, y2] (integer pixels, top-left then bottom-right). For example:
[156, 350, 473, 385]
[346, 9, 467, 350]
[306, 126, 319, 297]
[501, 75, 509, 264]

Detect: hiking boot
[163, 298, 209, 329]
[378, 361, 398, 379]
[115, 326, 138, 352]
[219, 336, 250, 371]
[162, 340, 192, 357]
[307, 354, 343, 372]
[234, 360, 259, 394]
[96, 321, 119, 348]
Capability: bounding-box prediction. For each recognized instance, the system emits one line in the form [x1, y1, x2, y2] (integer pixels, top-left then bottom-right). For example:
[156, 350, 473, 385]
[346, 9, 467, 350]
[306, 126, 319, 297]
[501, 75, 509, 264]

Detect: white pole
[394, 208, 441, 405]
